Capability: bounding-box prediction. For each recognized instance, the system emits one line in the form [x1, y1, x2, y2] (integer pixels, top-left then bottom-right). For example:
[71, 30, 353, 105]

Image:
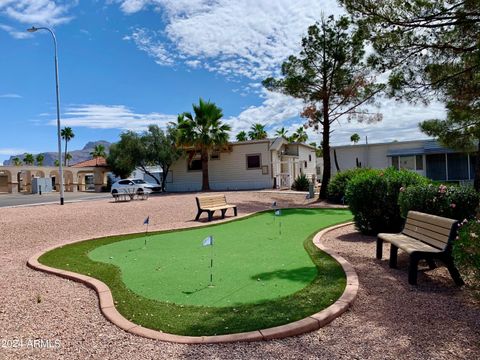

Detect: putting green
[88, 208, 351, 307]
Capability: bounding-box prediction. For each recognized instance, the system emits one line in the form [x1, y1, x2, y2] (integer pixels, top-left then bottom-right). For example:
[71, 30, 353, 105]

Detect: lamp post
[27, 26, 64, 205]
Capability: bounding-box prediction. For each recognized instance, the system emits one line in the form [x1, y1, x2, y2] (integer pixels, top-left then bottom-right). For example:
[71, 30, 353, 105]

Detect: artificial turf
[39, 208, 352, 336]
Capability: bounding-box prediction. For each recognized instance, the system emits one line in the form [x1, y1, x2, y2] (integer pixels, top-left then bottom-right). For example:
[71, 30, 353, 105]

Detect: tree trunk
[320, 113, 331, 200]
[64, 140, 68, 167]
[161, 165, 169, 192]
[320, 125, 331, 199]
[201, 148, 210, 191]
[474, 139, 480, 192]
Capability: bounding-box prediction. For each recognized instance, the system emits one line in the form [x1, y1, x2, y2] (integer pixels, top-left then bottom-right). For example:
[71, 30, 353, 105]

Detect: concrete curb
[27, 221, 358, 344]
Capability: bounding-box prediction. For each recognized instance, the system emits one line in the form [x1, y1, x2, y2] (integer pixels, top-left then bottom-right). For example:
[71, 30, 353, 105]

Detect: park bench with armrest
[195, 194, 237, 222]
[376, 211, 464, 286]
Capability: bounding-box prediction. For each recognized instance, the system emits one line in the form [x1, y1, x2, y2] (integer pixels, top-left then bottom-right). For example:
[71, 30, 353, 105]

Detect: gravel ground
[0, 191, 478, 360]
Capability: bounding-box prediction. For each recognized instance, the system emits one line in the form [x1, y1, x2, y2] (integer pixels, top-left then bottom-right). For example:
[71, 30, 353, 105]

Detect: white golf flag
[202, 235, 214, 246]
[275, 209, 281, 216]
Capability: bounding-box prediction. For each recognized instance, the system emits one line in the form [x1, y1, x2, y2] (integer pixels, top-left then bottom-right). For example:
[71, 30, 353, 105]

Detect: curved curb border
[27, 221, 357, 344]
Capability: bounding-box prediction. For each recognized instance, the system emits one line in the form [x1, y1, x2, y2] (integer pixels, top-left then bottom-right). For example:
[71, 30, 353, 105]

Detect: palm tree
[248, 123, 268, 140]
[23, 153, 35, 165]
[176, 98, 231, 191]
[90, 144, 107, 166]
[292, 127, 308, 143]
[36, 154, 45, 166]
[275, 127, 289, 138]
[236, 131, 248, 142]
[12, 157, 22, 166]
[350, 133, 360, 144]
[61, 127, 75, 166]
[65, 153, 72, 167]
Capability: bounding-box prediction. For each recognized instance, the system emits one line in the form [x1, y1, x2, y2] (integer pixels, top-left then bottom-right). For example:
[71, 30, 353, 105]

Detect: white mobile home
[165, 138, 317, 192]
[331, 139, 476, 183]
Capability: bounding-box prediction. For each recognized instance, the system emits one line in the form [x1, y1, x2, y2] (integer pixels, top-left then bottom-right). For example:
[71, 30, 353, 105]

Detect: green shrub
[291, 173, 310, 191]
[345, 168, 428, 235]
[453, 220, 480, 291]
[398, 183, 479, 221]
[327, 168, 371, 203]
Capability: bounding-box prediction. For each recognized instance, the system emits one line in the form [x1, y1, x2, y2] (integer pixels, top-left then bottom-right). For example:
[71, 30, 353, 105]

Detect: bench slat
[403, 223, 450, 245]
[402, 228, 448, 250]
[408, 211, 456, 229]
[406, 218, 452, 236]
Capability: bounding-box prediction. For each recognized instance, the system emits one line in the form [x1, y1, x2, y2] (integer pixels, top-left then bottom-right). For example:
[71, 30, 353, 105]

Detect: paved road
[0, 192, 112, 208]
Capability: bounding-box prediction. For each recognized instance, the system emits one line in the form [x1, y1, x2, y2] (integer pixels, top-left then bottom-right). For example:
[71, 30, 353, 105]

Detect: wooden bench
[195, 194, 237, 222]
[377, 211, 464, 285]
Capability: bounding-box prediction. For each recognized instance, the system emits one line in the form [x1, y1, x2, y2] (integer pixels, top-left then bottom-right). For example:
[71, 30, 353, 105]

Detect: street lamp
[27, 26, 64, 205]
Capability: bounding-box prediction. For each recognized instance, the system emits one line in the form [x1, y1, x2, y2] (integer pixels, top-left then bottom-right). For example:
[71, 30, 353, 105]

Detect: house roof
[71, 157, 108, 168]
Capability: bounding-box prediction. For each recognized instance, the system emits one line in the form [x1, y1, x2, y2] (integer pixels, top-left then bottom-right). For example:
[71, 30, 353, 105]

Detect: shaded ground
[0, 191, 478, 359]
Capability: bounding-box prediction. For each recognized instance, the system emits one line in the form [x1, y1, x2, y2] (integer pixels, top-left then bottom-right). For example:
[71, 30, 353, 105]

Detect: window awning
[386, 148, 424, 157]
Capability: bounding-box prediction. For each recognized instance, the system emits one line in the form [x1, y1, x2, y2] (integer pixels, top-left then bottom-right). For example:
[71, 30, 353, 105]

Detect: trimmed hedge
[398, 183, 479, 221]
[453, 219, 480, 291]
[327, 168, 371, 204]
[345, 168, 428, 235]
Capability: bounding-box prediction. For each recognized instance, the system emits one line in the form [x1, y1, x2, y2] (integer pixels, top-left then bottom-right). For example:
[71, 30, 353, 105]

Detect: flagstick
[144, 223, 149, 247]
[209, 243, 214, 287]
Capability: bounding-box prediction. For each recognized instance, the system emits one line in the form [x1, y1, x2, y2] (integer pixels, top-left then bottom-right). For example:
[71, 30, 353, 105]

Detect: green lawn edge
[38, 209, 350, 336]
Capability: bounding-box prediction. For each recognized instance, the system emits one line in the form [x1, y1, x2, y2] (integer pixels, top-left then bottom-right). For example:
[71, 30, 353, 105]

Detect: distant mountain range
[2, 141, 111, 166]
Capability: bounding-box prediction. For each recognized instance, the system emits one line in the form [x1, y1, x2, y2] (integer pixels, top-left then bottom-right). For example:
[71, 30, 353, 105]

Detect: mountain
[3, 140, 111, 166]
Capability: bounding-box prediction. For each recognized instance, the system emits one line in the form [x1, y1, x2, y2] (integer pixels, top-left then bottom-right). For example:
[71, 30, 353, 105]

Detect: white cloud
[0, 0, 77, 26]
[225, 89, 304, 134]
[0, 23, 31, 39]
[50, 104, 177, 131]
[0, 93, 22, 98]
[329, 100, 446, 145]
[119, 0, 343, 79]
[123, 28, 174, 66]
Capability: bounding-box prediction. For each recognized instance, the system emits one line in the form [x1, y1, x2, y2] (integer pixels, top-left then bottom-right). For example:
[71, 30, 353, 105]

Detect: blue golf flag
[143, 216, 150, 225]
[275, 209, 281, 216]
[202, 235, 214, 246]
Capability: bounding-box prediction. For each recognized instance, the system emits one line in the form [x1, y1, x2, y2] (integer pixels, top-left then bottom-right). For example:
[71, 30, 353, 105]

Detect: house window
[246, 154, 261, 169]
[304, 161, 308, 168]
[426, 154, 446, 180]
[188, 159, 202, 171]
[416, 155, 423, 170]
[399, 155, 415, 170]
[470, 155, 477, 180]
[392, 156, 399, 169]
[210, 151, 220, 160]
[447, 153, 469, 180]
[309, 154, 312, 162]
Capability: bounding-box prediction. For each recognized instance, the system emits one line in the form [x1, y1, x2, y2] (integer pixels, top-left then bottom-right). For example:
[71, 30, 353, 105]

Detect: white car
[111, 179, 154, 195]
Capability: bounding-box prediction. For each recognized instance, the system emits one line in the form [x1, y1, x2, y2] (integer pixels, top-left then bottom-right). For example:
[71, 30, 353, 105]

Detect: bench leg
[195, 210, 202, 221]
[233, 207, 238, 217]
[389, 245, 398, 268]
[376, 238, 383, 259]
[444, 256, 465, 286]
[408, 253, 420, 285]
[221, 209, 227, 219]
[208, 211, 213, 222]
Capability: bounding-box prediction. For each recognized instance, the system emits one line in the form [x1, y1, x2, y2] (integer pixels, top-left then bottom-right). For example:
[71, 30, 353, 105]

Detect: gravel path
[0, 191, 478, 360]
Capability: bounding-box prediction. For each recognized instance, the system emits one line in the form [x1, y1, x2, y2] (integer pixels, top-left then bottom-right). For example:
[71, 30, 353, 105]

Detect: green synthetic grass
[39, 208, 352, 336]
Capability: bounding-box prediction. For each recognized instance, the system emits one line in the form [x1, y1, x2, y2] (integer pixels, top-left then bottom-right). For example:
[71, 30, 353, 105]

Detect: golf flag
[275, 209, 281, 216]
[202, 235, 214, 246]
[143, 216, 150, 225]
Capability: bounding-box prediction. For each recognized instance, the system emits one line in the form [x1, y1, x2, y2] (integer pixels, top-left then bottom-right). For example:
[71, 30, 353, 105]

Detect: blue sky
[0, 0, 446, 163]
